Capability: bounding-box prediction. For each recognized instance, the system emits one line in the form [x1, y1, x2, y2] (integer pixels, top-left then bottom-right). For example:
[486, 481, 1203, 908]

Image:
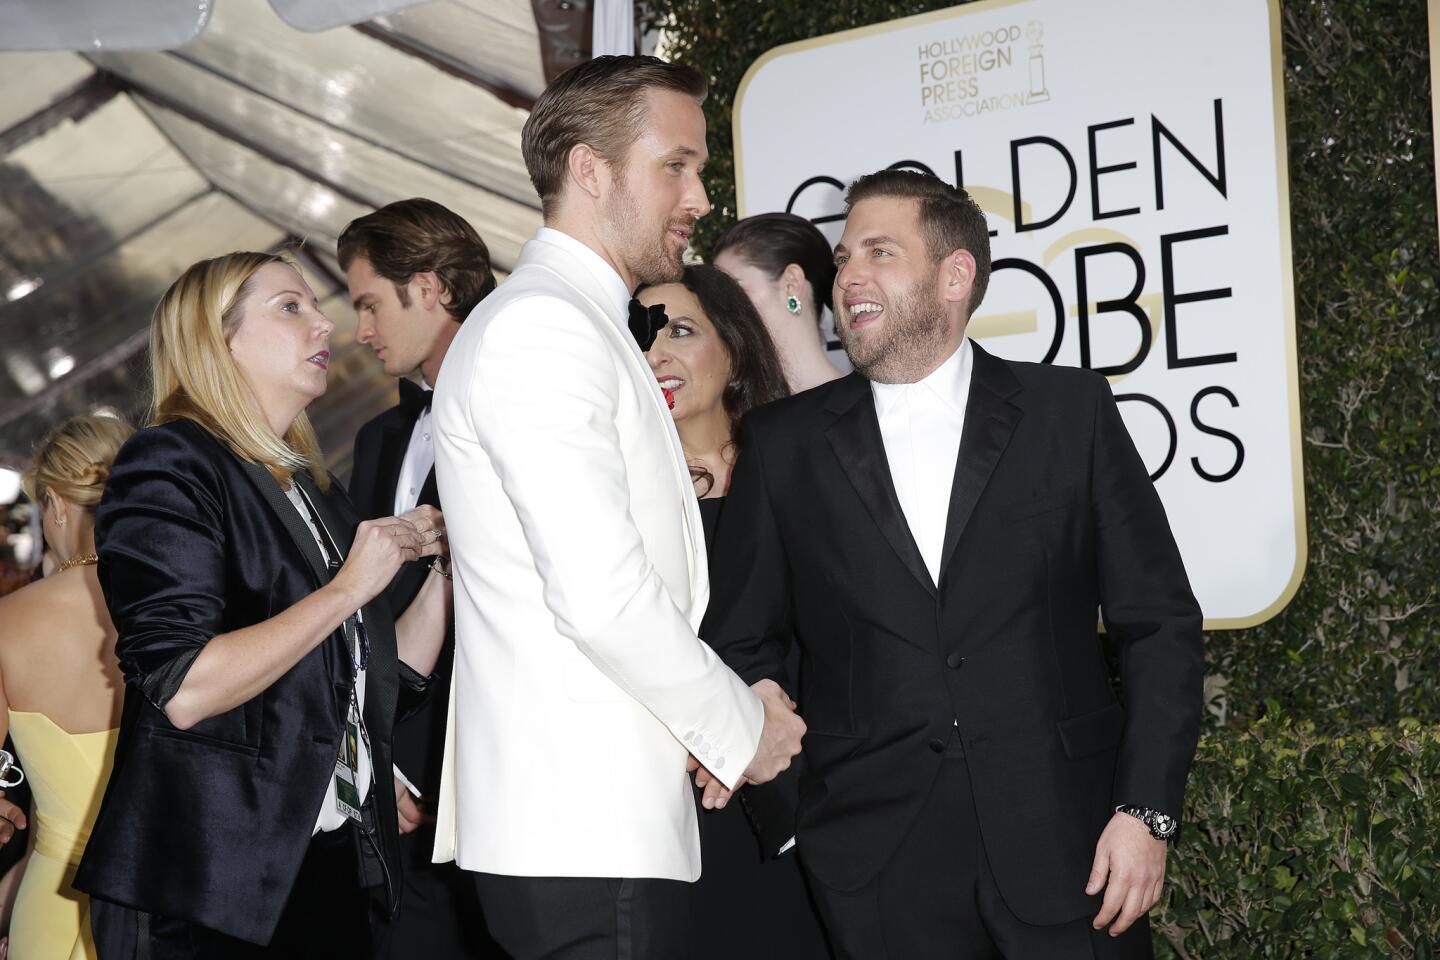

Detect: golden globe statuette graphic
[1026, 20, 1050, 104]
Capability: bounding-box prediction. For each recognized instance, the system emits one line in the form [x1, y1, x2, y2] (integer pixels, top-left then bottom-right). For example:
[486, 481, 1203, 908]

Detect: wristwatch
[1116, 804, 1178, 842]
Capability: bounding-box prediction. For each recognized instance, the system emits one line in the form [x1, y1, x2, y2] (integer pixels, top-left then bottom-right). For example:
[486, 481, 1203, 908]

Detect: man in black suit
[339, 198, 501, 958]
[700, 169, 1204, 958]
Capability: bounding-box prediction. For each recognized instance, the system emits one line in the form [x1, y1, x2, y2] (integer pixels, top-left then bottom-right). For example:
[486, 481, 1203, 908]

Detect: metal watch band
[1116, 804, 1178, 841]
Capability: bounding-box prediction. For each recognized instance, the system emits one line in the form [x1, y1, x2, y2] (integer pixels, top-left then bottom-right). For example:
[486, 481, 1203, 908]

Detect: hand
[0, 791, 26, 846]
[741, 679, 804, 787]
[399, 505, 447, 561]
[1088, 812, 1168, 936]
[333, 515, 443, 605]
[689, 754, 742, 811]
[393, 776, 429, 835]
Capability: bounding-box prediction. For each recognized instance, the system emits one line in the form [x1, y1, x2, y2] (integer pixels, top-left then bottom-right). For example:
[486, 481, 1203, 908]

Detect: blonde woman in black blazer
[75, 252, 449, 957]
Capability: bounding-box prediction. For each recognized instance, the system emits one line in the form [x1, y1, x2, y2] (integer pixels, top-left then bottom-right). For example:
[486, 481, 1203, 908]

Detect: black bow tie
[628, 299, 669, 351]
[399, 378, 433, 413]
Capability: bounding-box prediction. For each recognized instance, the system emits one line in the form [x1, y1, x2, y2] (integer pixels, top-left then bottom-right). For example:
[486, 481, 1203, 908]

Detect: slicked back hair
[337, 198, 496, 322]
[522, 55, 707, 218]
[711, 212, 836, 316]
[845, 169, 992, 316]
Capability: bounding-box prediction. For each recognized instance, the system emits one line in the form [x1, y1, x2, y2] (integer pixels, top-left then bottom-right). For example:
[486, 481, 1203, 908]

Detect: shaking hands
[692, 678, 805, 810]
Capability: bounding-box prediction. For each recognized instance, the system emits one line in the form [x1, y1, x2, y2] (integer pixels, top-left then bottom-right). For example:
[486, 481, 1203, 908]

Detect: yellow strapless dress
[6, 711, 118, 960]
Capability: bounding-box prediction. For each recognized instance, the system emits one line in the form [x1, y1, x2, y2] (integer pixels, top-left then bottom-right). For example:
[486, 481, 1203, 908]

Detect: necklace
[58, 553, 98, 572]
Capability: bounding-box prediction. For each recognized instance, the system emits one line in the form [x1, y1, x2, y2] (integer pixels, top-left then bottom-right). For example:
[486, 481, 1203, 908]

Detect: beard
[603, 178, 687, 287]
[838, 277, 950, 384]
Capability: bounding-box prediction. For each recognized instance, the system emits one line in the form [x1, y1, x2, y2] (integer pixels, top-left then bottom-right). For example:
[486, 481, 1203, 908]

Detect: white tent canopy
[0, 0, 627, 476]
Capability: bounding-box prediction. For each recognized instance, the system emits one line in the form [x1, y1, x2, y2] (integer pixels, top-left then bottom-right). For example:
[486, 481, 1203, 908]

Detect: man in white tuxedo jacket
[430, 55, 806, 959]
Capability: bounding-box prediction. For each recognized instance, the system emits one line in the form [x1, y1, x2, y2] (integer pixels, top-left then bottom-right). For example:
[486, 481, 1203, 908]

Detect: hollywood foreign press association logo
[915, 17, 1054, 124]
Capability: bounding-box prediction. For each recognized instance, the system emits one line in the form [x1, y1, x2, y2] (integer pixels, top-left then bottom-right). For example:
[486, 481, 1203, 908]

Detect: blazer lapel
[387, 465, 440, 612]
[370, 415, 414, 518]
[237, 460, 329, 586]
[417, 465, 440, 509]
[525, 242, 707, 613]
[938, 342, 1024, 581]
[295, 475, 399, 731]
[824, 374, 935, 597]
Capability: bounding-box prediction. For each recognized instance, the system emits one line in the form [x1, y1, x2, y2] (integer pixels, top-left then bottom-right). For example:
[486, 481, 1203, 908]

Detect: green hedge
[1160, 720, 1440, 959]
[647, 0, 1440, 953]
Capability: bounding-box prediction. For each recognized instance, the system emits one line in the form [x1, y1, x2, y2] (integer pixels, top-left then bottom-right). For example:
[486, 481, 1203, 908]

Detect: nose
[686, 173, 711, 220]
[355, 313, 373, 343]
[835, 257, 859, 292]
[645, 340, 671, 370]
[316, 308, 335, 339]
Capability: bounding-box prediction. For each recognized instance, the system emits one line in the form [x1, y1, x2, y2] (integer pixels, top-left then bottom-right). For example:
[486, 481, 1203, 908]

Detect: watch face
[1154, 814, 1176, 836]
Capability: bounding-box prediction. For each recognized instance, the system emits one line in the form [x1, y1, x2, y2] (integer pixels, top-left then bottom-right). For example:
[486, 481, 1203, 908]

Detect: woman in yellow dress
[0, 415, 132, 960]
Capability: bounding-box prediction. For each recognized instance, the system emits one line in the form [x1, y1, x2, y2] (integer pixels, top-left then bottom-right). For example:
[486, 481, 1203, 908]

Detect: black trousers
[471, 872, 689, 960]
[807, 754, 1154, 960]
[372, 823, 506, 959]
[91, 824, 372, 959]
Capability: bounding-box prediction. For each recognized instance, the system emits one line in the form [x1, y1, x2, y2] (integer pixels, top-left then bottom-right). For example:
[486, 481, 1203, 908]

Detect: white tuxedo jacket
[430, 228, 764, 880]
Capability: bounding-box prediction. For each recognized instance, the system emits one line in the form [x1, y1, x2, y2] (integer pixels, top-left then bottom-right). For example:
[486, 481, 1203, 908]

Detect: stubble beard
[605, 179, 686, 288]
[840, 281, 950, 385]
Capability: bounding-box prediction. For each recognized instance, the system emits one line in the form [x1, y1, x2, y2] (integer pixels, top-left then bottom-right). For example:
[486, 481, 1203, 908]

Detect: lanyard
[294, 482, 370, 672]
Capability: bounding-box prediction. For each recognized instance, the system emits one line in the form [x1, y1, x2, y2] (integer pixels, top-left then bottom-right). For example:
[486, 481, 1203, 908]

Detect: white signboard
[733, 0, 1304, 628]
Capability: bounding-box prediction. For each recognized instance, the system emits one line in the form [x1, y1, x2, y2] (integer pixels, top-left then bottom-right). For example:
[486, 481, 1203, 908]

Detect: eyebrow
[352, 292, 375, 310]
[268, 289, 319, 309]
[834, 235, 902, 257]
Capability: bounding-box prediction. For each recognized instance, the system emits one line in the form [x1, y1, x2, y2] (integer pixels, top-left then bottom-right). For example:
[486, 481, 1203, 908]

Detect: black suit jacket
[701, 343, 1203, 926]
[74, 418, 425, 944]
[348, 382, 452, 799]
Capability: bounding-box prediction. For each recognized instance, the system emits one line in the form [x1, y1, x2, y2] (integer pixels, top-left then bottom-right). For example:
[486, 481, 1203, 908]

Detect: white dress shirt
[870, 339, 975, 584]
[394, 380, 436, 517]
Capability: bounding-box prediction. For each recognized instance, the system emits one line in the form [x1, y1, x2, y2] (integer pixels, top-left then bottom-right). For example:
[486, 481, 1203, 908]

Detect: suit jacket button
[927, 738, 946, 753]
[946, 652, 965, 669]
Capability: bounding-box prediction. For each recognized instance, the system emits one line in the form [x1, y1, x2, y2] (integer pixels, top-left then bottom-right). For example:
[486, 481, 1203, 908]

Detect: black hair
[712, 212, 836, 316]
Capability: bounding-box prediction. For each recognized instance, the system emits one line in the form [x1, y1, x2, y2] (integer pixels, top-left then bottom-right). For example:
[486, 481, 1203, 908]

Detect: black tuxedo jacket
[75, 418, 425, 944]
[701, 343, 1203, 926]
[348, 382, 452, 799]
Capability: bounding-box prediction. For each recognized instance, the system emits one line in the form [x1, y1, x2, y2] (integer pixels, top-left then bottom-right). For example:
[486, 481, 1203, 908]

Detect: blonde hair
[149, 251, 330, 492]
[22, 414, 135, 510]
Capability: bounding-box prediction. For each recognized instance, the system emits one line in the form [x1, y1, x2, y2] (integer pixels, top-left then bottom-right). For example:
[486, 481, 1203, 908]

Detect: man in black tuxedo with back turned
[339, 198, 503, 958]
[699, 170, 1203, 958]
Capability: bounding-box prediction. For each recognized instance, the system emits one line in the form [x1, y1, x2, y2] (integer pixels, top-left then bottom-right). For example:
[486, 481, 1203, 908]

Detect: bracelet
[428, 556, 452, 580]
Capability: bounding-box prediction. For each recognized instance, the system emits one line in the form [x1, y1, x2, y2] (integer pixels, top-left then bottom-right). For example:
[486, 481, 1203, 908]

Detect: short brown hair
[337, 198, 496, 322]
[522, 55, 707, 218]
[845, 170, 992, 316]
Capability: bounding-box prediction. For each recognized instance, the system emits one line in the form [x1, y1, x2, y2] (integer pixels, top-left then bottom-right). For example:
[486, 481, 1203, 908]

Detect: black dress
[691, 497, 833, 959]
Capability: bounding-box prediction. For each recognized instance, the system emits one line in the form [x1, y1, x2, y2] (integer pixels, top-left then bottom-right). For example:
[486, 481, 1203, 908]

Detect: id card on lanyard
[296, 483, 371, 824]
[333, 615, 369, 823]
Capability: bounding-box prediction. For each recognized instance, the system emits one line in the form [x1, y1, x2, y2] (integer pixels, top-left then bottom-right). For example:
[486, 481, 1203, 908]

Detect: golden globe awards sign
[733, 0, 1304, 628]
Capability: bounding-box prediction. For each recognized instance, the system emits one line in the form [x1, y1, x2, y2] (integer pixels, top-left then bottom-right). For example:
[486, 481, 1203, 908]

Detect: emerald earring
[785, 295, 801, 315]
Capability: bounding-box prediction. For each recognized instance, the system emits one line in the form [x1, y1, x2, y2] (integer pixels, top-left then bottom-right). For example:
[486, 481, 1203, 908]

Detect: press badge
[333, 613, 367, 823]
[334, 691, 363, 822]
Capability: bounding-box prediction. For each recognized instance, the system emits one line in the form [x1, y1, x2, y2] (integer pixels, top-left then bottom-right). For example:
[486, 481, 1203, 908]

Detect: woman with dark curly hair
[638, 264, 832, 958]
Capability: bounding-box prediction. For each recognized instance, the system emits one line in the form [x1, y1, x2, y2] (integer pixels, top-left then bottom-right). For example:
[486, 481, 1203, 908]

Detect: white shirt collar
[870, 338, 973, 419]
[536, 226, 632, 319]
